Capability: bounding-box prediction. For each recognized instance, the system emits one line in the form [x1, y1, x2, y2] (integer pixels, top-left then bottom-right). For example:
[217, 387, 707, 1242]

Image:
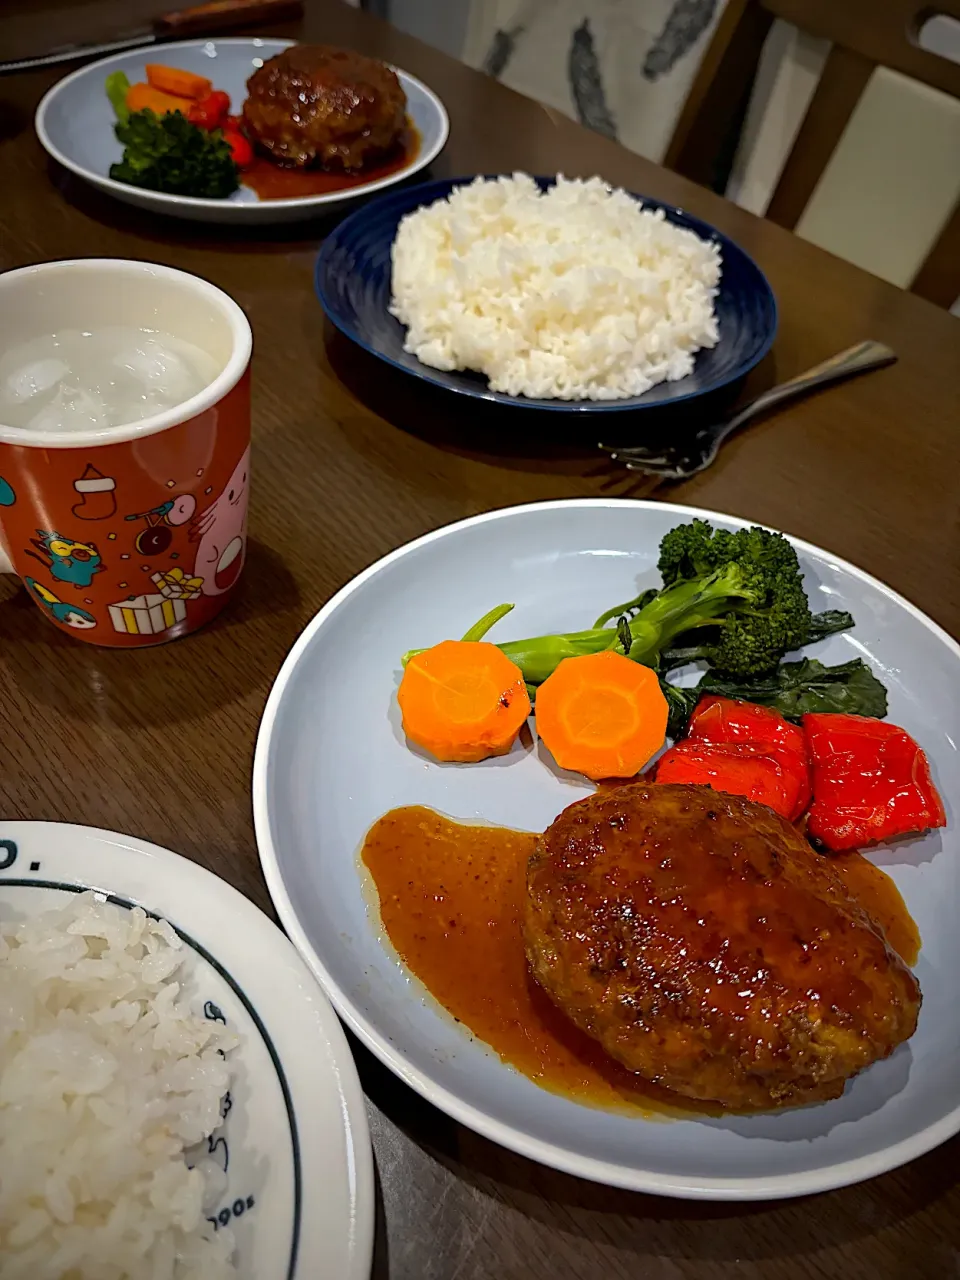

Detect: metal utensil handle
[724, 340, 897, 437]
[156, 0, 303, 33]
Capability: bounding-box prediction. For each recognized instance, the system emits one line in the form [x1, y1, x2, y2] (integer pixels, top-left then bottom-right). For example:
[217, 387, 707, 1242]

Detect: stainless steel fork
[599, 340, 897, 480]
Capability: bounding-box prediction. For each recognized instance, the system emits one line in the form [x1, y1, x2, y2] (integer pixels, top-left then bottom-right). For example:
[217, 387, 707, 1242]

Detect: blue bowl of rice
[315, 173, 778, 413]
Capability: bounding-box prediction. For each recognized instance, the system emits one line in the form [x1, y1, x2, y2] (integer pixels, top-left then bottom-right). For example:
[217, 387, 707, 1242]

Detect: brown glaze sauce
[831, 850, 920, 965]
[361, 805, 921, 1117]
[241, 123, 420, 201]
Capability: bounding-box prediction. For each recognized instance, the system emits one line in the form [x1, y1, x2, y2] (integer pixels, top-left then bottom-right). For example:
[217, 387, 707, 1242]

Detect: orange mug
[0, 259, 252, 646]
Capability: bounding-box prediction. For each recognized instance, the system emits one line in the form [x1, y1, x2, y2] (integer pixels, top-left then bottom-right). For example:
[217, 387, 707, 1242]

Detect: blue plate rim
[315, 175, 779, 413]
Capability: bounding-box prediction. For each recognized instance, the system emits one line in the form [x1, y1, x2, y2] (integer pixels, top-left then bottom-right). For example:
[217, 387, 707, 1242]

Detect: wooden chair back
[665, 0, 960, 308]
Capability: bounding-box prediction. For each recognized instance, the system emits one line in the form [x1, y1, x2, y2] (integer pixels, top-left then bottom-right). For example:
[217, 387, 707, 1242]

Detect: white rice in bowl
[0, 892, 239, 1279]
[389, 173, 723, 401]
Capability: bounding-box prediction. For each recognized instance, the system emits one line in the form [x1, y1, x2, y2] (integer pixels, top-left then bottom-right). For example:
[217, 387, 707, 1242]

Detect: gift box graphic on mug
[152, 567, 204, 601]
[109, 593, 187, 636]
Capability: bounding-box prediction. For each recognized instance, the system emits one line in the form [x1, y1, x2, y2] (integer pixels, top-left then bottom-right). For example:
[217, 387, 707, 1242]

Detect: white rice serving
[389, 173, 723, 401]
[0, 893, 239, 1279]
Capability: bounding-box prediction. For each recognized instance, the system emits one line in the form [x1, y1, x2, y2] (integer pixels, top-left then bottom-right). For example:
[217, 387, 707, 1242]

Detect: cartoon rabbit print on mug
[189, 446, 250, 596]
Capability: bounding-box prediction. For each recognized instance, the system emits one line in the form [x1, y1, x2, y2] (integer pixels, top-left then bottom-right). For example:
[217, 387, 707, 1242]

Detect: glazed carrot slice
[125, 82, 194, 116]
[145, 64, 213, 100]
[535, 650, 667, 781]
[398, 640, 531, 763]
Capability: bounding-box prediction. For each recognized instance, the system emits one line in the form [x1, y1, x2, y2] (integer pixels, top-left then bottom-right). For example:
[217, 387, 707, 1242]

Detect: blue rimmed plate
[315, 177, 778, 411]
[35, 39, 449, 224]
[0, 822, 373, 1278]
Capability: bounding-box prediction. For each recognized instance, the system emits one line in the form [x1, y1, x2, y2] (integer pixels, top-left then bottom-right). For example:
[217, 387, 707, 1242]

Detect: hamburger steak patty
[242, 44, 406, 170]
[524, 783, 920, 1110]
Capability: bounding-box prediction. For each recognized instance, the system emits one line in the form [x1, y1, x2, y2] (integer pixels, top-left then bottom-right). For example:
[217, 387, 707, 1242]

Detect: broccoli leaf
[661, 657, 888, 737]
[105, 71, 130, 122]
[616, 614, 633, 655]
[699, 657, 887, 722]
[109, 110, 239, 199]
[805, 609, 855, 644]
[661, 679, 700, 740]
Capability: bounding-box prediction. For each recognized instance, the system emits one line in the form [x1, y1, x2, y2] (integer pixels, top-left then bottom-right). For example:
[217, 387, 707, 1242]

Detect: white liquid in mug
[0, 326, 222, 433]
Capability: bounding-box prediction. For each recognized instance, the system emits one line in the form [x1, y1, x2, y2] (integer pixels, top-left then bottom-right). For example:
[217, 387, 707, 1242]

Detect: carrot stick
[398, 639, 531, 763]
[535, 650, 667, 781]
[125, 82, 193, 116]
[145, 64, 213, 100]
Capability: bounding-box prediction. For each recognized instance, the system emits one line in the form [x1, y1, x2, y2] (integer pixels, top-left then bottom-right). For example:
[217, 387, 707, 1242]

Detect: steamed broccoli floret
[660, 610, 854, 675]
[109, 109, 239, 199]
[619, 560, 769, 670]
[653, 519, 812, 676]
[659, 520, 800, 590]
[658, 517, 729, 582]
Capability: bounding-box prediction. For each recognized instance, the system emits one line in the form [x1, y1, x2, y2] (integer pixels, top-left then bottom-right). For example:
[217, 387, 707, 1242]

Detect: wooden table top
[2, 2, 960, 1276]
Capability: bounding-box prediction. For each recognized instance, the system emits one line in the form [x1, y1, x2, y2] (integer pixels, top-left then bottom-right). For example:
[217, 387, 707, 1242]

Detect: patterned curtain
[466, 0, 728, 166]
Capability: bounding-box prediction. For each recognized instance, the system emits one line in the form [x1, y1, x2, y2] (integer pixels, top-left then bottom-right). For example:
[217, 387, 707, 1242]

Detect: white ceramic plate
[35, 39, 449, 224]
[253, 498, 960, 1201]
[0, 822, 374, 1276]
